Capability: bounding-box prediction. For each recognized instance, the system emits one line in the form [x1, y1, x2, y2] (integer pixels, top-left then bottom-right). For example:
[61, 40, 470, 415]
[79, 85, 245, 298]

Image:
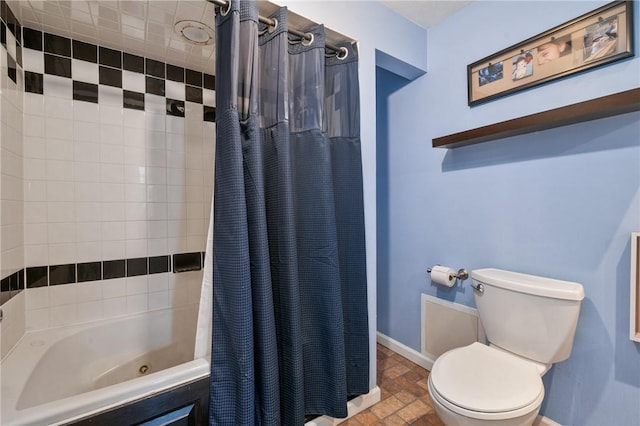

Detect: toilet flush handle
[471, 281, 484, 293]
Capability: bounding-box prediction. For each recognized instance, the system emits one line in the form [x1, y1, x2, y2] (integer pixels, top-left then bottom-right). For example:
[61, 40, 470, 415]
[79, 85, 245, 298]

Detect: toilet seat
[429, 342, 544, 421]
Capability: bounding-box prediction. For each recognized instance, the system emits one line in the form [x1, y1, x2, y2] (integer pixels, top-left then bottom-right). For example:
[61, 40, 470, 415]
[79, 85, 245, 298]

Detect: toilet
[428, 268, 584, 425]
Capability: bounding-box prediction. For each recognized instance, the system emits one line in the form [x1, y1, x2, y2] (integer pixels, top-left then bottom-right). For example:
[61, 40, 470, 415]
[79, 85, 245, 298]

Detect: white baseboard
[305, 386, 381, 426]
[534, 415, 562, 426]
[377, 331, 435, 371]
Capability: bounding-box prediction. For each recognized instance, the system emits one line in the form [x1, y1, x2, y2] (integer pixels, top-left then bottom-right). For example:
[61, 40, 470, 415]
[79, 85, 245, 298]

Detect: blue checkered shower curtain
[210, 2, 368, 424]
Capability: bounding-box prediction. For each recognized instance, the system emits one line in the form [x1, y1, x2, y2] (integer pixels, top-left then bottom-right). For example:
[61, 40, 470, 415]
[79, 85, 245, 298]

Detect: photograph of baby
[511, 51, 533, 81]
[583, 16, 618, 62]
[537, 35, 572, 65]
[478, 62, 503, 86]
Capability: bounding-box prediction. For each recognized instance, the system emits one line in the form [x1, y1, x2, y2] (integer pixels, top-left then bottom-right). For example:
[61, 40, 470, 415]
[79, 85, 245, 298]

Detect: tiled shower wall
[1, 0, 215, 358]
[0, 0, 26, 359]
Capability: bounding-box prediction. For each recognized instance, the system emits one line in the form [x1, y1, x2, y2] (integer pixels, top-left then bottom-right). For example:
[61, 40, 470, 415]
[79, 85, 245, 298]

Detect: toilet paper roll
[430, 265, 456, 287]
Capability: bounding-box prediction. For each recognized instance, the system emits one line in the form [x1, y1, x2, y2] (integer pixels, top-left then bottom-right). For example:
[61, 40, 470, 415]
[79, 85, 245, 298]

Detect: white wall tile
[103, 296, 127, 318]
[126, 276, 148, 295]
[123, 109, 145, 129]
[98, 86, 123, 108]
[77, 300, 104, 323]
[26, 287, 50, 311]
[126, 239, 147, 257]
[73, 101, 99, 123]
[48, 242, 77, 265]
[75, 162, 101, 183]
[123, 126, 145, 148]
[102, 221, 126, 241]
[26, 308, 50, 331]
[50, 283, 78, 307]
[76, 241, 102, 262]
[77, 281, 103, 303]
[43, 75, 72, 99]
[102, 278, 126, 299]
[48, 222, 76, 244]
[46, 117, 74, 140]
[100, 163, 125, 183]
[101, 202, 126, 221]
[24, 201, 48, 224]
[126, 294, 148, 314]
[25, 244, 49, 266]
[148, 291, 169, 311]
[99, 144, 124, 164]
[44, 97, 74, 120]
[24, 136, 46, 159]
[165, 81, 185, 101]
[74, 141, 100, 162]
[125, 220, 147, 239]
[23, 48, 45, 74]
[73, 122, 100, 144]
[72, 60, 99, 84]
[76, 182, 101, 202]
[46, 159, 75, 181]
[100, 183, 125, 202]
[46, 139, 75, 161]
[47, 181, 75, 202]
[47, 201, 75, 223]
[122, 70, 145, 92]
[50, 304, 78, 327]
[147, 202, 167, 221]
[148, 273, 169, 292]
[76, 222, 101, 242]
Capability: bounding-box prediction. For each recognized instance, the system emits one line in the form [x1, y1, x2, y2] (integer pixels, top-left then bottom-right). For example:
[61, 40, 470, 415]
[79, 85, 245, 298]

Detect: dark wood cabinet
[70, 377, 209, 426]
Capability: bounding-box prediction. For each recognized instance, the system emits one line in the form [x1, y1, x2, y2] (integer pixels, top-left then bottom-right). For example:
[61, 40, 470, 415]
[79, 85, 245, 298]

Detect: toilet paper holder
[426, 266, 469, 281]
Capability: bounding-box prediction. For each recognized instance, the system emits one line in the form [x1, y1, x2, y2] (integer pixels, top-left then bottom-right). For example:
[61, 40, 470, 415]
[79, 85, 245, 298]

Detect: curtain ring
[302, 32, 314, 47]
[220, 0, 231, 16]
[268, 18, 278, 34]
[336, 47, 349, 60]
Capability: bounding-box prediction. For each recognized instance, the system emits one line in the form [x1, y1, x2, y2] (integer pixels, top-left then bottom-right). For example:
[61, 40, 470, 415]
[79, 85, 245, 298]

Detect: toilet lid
[430, 342, 543, 413]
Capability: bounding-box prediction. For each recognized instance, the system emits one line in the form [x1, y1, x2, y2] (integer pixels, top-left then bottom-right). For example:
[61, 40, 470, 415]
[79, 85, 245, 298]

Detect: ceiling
[381, 0, 473, 29]
[6, 0, 472, 74]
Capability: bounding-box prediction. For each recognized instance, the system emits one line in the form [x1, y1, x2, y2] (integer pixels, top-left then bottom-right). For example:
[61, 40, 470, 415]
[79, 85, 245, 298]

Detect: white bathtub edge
[12, 358, 210, 426]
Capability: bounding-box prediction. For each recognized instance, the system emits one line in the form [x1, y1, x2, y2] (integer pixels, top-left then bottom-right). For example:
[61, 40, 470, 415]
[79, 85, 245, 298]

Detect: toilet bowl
[427, 342, 544, 425]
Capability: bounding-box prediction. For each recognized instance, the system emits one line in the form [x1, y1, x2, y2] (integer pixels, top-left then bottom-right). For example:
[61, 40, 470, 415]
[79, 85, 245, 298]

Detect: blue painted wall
[377, 1, 640, 424]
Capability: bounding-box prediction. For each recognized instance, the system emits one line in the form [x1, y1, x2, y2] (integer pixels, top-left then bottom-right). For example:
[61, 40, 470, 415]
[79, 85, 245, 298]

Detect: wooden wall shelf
[433, 88, 640, 148]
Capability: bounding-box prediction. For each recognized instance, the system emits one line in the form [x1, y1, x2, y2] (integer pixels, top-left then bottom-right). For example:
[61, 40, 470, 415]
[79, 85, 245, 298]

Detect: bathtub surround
[0, 0, 25, 359]
[0, 0, 216, 360]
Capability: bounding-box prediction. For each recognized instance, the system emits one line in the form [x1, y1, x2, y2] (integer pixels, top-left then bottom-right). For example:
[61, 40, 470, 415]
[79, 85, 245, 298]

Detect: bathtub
[1, 306, 210, 425]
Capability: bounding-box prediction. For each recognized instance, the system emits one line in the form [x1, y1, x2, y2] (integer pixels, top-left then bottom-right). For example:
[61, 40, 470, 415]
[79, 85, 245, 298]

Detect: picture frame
[631, 232, 640, 342]
[467, 1, 634, 106]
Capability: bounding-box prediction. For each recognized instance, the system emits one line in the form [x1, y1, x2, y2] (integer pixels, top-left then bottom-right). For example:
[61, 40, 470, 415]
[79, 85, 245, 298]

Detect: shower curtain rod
[205, 0, 345, 55]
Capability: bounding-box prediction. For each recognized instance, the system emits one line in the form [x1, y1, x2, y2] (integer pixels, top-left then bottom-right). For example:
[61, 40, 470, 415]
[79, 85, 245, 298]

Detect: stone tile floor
[343, 344, 444, 425]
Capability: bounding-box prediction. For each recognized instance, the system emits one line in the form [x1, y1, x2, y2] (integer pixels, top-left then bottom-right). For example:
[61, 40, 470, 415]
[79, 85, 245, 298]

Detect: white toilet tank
[471, 268, 584, 364]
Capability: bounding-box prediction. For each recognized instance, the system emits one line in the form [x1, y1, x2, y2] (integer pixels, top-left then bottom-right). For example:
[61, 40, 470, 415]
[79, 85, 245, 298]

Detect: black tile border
[78, 262, 102, 282]
[149, 255, 170, 274]
[127, 257, 148, 277]
[44, 32, 71, 57]
[1, 252, 206, 301]
[18, 26, 216, 121]
[123, 52, 144, 73]
[44, 53, 71, 78]
[49, 264, 76, 286]
[99, 65, 122, 88]
[172, 252, 202, 273]
[73, 80, 99, 103]
[73, 39, 97, 63]
[25, 71, 43, 94]
[99, 46, 121, 69]
[26, 266, 48, 289]
[123, 90, 145, 111]
[103, 259, 126, 280]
